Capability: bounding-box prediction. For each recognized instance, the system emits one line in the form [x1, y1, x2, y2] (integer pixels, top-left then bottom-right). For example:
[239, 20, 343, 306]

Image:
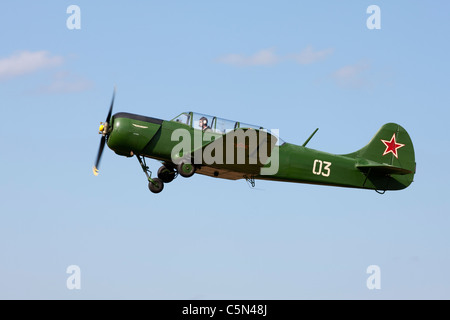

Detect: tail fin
[344, 123, 416, 191]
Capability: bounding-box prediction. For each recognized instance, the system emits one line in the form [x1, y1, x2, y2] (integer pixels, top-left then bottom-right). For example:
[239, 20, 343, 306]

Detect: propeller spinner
[93, 87, 116, 176]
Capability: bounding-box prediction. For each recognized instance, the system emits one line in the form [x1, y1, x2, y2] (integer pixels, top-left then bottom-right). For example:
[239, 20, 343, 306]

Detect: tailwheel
[177, 159, 196, 178]
[148, 178, 164, 194]
[157, 166, 176, 183]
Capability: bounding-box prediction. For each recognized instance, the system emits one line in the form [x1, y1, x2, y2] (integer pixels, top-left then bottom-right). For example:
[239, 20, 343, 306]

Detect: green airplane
[93, 89, 416, 194]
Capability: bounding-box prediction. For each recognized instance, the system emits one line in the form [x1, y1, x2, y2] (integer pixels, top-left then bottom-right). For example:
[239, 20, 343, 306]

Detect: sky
[0, 1, 449, 300]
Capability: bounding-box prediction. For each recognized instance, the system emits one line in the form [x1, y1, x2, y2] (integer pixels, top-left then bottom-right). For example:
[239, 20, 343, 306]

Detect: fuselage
[106, 112, 412, 191]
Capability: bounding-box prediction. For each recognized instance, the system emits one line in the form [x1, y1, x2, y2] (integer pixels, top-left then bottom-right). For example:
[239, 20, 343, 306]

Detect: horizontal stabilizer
[356, 163, 414, 175]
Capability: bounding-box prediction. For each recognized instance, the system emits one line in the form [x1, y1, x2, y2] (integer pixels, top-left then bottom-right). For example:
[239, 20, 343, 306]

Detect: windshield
[171, 112, 191, 125]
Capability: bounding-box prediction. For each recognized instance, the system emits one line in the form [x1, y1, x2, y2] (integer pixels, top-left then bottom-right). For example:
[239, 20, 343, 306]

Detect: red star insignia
[381, 133, 405, 159]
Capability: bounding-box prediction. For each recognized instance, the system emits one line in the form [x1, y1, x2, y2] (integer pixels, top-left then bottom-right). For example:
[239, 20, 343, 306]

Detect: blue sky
[0, 1, 449, 299]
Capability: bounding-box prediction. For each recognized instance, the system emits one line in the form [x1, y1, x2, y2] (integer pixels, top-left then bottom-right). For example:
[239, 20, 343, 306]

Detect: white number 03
[312, 160, 332, 177]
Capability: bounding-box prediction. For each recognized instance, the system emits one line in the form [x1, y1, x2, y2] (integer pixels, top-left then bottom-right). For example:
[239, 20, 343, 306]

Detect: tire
[177, 160, 196, 178]
[157, 166, 175, 183]
[148, 178, 164, 194]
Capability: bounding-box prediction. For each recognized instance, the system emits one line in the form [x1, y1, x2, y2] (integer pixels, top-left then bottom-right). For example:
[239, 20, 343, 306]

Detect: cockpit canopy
[171, 112, 285, 145]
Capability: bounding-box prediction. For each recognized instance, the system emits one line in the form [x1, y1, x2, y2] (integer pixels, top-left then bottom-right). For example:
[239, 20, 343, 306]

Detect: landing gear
[136, 155, 167, 194]
[148, 178, 164, 194]
[136, 156, 184, 193]
[136, 155, 195, 193]
[157, 165, 177, 183]
[177, 159, 196, 178]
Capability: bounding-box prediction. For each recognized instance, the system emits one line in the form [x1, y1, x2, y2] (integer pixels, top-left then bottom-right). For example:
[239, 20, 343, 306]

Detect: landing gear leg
[136, 155, 164, 194]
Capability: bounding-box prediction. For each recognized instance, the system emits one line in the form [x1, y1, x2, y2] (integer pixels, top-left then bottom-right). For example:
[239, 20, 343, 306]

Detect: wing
[192, 128, 278, 177]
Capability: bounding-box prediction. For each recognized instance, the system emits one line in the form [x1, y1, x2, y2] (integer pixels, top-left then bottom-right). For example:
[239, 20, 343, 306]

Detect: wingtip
[93, 166, 99, 176]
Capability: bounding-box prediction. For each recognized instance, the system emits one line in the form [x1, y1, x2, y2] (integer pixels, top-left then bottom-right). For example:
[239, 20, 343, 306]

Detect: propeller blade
[93, 87, 116, 176]
[93, 135, 106, 176]
[105, 86, 116, 123]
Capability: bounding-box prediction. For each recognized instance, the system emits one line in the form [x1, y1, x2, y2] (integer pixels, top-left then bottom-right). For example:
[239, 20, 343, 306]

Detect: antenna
[302, 128, 319, 147]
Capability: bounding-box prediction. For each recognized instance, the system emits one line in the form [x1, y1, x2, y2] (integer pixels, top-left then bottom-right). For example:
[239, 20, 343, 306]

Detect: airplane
[93, 89, 416, 194]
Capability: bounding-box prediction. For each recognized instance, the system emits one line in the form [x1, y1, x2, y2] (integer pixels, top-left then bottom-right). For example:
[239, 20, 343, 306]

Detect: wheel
[157, 166, 176, 183]
[148, 178, 164, 194]
[177, 160, 196, 178]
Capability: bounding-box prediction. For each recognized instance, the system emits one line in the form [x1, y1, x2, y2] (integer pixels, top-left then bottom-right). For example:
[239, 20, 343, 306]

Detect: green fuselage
[106, 112, 414, 191]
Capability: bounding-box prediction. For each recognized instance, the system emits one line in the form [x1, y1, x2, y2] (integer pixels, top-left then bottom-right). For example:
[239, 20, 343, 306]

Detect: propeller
[93, 87, 116, 176]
